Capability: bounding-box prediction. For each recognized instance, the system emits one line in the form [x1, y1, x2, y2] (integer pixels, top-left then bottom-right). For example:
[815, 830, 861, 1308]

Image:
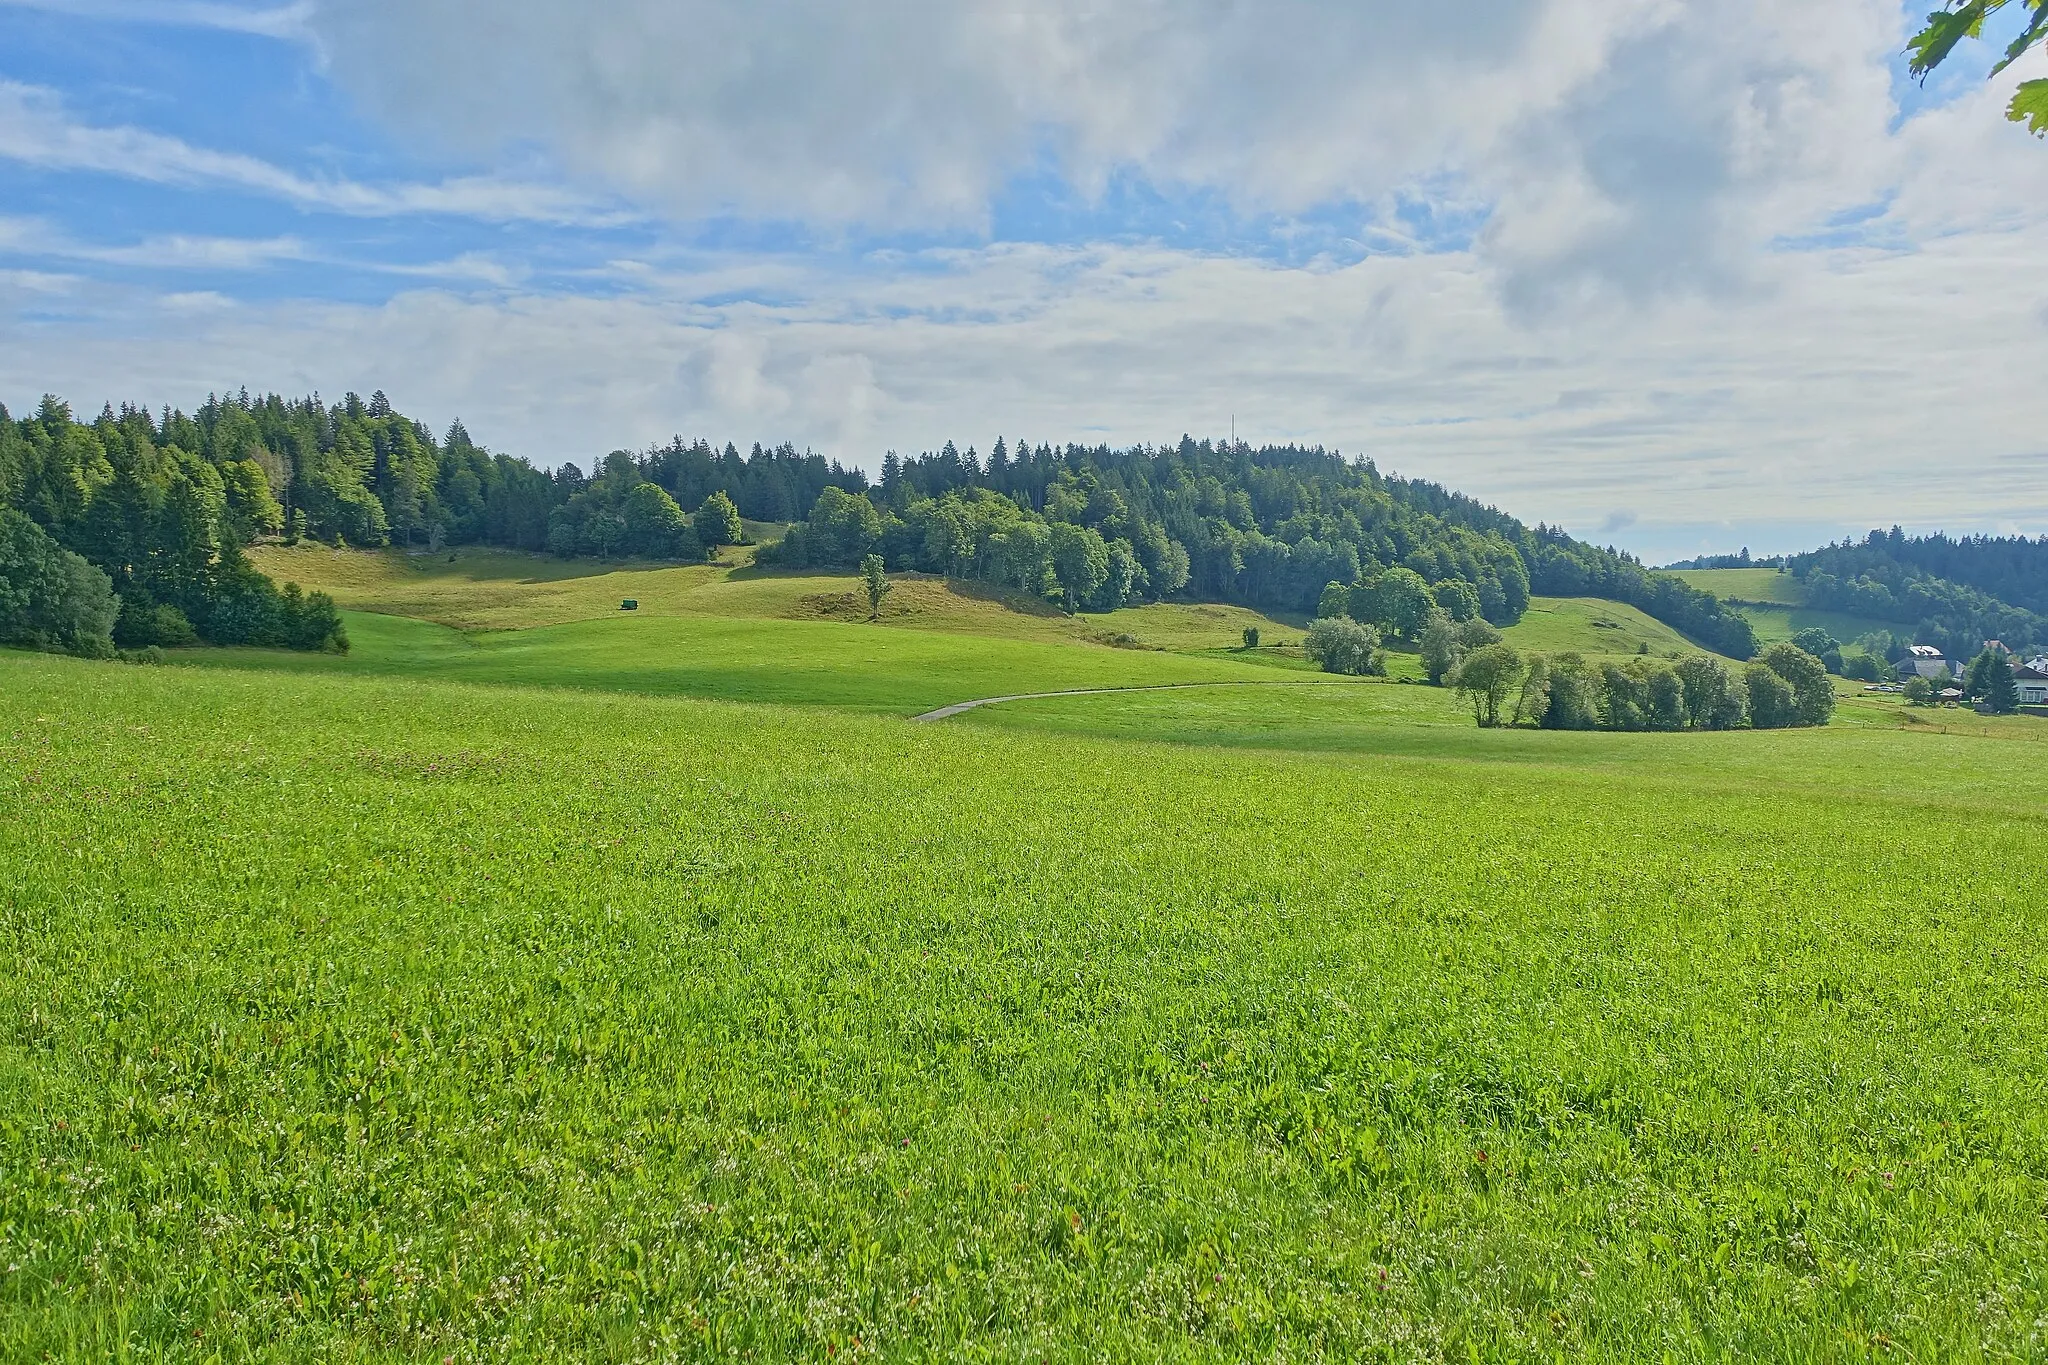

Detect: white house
[2015, 664, 2048, 708]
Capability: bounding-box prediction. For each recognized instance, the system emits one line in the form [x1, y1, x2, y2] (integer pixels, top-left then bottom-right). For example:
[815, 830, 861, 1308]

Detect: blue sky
[3, 0, 2046, 564]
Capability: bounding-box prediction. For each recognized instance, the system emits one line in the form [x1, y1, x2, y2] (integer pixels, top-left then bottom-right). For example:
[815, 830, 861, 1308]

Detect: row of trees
[0, 388, 864, 562]
[1498, 645, 1835, 732]
[1, 398, 345, 656]
[1299, 578, 1834, 731]
[1433, 644, 1836, 731]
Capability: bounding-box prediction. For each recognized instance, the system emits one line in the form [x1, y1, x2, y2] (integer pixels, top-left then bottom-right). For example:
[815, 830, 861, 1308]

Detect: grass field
[246, 545, 1307, 653]
[1662, 569, 1903, 647]
[7, 649, 2048, 1362]
[176, 610, 1304, 715]
[1664, 568, 1806, 605]
[1733, 602, 1905, 649]
[1498, 596, 1702, 657]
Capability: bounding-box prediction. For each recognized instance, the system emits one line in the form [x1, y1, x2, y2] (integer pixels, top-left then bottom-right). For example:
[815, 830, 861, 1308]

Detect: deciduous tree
[1452, 643, 1524, 727]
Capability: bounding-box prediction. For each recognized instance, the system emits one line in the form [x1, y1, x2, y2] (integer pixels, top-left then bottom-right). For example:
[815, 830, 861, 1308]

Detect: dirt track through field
[910, 677, 1367, 722]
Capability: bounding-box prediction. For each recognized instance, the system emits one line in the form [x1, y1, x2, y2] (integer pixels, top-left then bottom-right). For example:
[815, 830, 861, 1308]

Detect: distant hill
[1664, 531, 2048, 658]
[775, 442, 1762, 658]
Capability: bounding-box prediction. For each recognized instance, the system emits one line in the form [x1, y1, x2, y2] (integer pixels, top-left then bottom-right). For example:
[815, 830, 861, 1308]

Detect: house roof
[1907, 644, 1945, 658]
[2015, 664, 2048, 681]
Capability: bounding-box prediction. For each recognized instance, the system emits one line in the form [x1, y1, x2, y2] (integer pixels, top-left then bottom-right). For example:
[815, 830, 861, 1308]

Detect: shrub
[623, 483, 702, 559]
[1304, 617, 1384, 676]
[1542, 653, 1602, 730]
[693, 491, 745, 548]
[114, 597, 199, 649]
[1431, 578, 1480, 623]
[1242, 626, 1260, 650]
[1791, 627, 1844, 675]
[1419, 610, 1462, 685]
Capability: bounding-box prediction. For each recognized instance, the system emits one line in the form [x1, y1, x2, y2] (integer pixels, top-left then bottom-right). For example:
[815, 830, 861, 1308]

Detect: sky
[2, 1, 2045, 565]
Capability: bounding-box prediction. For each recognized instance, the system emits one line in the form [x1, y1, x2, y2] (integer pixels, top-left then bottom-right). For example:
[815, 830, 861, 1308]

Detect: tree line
[766, 438, 1757, 654]
[1302, 586, 1833, 731]
[1, 397, 345, 657]
[4, 388, 1774, 660]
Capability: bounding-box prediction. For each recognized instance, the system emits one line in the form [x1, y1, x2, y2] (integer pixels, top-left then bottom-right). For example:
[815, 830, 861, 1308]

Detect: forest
[3, 389, 1761, 661]
[0, 389, 866, 657]
[767, 438, 1759, 656]
[1789, 530, 2048, 656]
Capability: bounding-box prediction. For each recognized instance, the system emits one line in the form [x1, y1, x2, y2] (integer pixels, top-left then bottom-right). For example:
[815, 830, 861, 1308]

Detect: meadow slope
[5, 652, 2048, 1361]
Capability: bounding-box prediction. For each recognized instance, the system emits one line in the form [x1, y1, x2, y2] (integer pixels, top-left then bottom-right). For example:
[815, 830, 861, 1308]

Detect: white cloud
[0, 82, 633, 226]
[0, 216, 313, 269]
[0, 215, 532, 284]
[301, 0, 1931, 296]
[0, 0, 311, 38]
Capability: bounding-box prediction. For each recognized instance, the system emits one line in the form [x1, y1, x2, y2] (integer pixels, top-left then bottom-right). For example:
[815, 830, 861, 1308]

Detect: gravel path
[909, 677, 1360, 722]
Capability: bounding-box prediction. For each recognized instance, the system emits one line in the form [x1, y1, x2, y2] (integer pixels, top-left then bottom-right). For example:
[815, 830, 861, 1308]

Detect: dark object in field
[620, 599, 639, 611]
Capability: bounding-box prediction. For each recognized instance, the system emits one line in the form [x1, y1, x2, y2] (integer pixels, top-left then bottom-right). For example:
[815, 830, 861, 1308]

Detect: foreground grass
[5, 653, 2048, 1360]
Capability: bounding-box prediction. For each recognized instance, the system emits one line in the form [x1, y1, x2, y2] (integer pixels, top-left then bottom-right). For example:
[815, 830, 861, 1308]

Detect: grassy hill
[1665, 567, 1902, 648]
[7, 645, 2048, 1360]
[185, 609, 1318, 715]
[228, 548, 1737, 723]
[1664, 567, 1806, 605]
[1497, 596, 1703, 656]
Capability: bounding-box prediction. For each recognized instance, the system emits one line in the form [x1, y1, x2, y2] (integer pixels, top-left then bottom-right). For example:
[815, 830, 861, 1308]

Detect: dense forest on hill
[1787, 530, 2048, 657]
[0, 389, 869, 654]
[4, 388, 1761, 657]
[769, 438, 1759, 656]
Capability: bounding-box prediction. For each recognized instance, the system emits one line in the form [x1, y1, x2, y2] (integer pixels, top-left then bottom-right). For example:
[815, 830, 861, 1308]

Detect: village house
[1898, 644, 1962, 680]
[2015, 663, 2048, 708]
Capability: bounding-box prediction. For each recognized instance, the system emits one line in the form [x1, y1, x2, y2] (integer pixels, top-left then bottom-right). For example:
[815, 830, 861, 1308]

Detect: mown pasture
[1665, 569, 1901, 648]
[246, 545, 1307, 651]
[217, 550, 1723, 719]
[5, 649, 2048, 1361]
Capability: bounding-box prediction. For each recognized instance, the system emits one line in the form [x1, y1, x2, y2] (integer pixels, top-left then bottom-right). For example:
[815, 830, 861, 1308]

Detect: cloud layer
[307, 0, 1921, 296]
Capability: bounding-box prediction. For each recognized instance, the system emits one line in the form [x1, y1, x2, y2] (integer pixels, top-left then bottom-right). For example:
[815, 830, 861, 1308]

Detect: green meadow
[6, 552, 2048, 1361]
[1666, 569, 1900, 647]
